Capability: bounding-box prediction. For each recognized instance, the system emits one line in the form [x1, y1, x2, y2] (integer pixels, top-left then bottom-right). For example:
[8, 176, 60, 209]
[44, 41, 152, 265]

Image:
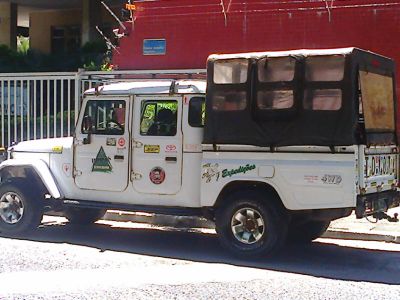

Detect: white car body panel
[1, 79, 397, 213]
[0, 158, 63, 199]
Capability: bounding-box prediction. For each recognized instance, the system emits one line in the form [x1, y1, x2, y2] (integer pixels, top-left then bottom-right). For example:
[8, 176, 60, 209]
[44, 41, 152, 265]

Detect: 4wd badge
[92, 147, 113, 173]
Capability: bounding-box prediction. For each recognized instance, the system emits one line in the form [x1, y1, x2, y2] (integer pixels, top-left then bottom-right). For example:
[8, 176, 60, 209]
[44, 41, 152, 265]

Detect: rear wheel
[215, 190, 288, 257]
[64, 207, 106, 225]
[0, 182, 44, 234]
[288, 220, 330, 243]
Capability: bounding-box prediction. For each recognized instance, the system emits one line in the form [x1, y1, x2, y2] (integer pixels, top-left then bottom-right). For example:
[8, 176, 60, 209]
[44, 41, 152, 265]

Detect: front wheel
[0, 182, 44, 234]
[64, 207, 106, 225]
[215, 190, 288, 257]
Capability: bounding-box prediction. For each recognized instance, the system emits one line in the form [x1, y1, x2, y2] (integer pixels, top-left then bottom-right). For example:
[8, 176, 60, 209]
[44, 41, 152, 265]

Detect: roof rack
[83, 69, 207, 81]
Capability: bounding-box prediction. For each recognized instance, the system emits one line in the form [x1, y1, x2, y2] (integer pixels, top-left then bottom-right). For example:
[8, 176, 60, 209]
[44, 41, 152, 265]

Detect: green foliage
[0, 40, 111, 73]
[17, 36, 29, 54]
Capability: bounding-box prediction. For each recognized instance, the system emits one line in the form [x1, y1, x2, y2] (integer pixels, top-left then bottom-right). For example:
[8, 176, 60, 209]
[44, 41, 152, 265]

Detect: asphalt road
[0, 217, 400, 300]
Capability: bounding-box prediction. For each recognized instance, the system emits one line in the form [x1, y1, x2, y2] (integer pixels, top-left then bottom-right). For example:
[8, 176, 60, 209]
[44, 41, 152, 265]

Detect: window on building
[51, 25, 81, 54]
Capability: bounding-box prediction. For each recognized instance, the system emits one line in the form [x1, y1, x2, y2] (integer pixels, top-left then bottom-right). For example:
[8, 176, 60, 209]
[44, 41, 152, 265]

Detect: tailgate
[359, 145, 399, 194]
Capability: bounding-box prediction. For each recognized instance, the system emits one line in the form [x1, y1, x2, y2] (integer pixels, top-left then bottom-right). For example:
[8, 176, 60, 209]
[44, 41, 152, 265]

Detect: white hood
[10, 137, 74, 153]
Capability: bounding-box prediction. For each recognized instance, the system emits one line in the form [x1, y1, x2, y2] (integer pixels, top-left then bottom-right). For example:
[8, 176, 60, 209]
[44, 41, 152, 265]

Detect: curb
[103, 211, 400, 244]
[323, 230, 400, 244]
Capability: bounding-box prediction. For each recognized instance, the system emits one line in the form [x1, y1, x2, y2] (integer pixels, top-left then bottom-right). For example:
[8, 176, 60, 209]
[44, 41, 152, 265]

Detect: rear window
[213, 59, 249, 84]
[306, 55, 345, 81]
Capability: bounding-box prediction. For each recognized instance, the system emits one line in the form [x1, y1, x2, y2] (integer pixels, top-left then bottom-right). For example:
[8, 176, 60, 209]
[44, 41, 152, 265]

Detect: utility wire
[134, 2, 400, 19]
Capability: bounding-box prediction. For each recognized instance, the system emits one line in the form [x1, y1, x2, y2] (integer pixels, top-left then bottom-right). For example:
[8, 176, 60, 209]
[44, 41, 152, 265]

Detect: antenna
[101, 1, 127, 32]
[96, 26, 120, 54]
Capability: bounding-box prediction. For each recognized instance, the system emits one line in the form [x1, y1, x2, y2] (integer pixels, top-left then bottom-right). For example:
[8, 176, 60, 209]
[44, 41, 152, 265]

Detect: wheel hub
[231, 207, 265, 244]
[0, 192, 24, 224]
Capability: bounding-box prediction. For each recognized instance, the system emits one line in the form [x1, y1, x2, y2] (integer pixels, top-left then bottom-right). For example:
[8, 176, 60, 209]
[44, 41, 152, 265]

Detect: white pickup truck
[0, 48, 399, 257]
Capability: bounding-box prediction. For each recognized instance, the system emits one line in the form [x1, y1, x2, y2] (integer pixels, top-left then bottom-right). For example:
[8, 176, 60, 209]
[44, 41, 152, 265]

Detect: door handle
[114, 155, 124, 160]
[165, 156, 177, 162]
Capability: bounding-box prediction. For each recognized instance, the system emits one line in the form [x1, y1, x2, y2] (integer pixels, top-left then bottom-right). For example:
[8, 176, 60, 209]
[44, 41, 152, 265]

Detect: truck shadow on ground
[1, 219, 400, 285]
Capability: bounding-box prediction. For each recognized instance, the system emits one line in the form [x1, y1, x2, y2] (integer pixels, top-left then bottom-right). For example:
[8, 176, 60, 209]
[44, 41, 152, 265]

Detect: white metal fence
[0, 69, 205, 147]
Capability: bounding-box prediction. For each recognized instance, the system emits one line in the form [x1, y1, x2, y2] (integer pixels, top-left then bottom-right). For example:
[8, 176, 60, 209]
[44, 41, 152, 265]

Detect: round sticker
[118, 138, 126, 147]
[149, 167, 166, 185]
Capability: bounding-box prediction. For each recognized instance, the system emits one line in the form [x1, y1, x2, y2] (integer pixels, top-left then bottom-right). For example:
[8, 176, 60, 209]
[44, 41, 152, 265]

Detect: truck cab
[0, 48, 399, 257]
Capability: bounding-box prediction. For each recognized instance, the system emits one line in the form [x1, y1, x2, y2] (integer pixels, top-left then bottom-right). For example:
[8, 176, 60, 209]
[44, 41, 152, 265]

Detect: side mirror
[82, 115, 93, 145]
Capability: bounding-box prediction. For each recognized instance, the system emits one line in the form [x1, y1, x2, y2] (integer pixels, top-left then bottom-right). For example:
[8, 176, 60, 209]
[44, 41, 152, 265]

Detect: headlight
[7, 147, 14, 159]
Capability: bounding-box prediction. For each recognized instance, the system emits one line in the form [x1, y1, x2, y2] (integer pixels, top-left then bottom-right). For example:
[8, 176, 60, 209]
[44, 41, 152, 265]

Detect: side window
[140, 100, 178, 136]
[258, 57, 295, 82]
[305, 55, 345, 81]
[212, 91, 247, 111]
[214, 59, 249, 84]
[82, 100, 126, 135]
[188, 97, 205, 127]
[257, 90, 294, 110]
[255, 56, 296, 112]
[304, 55, 345, 111]
[303, 89, 342, 111]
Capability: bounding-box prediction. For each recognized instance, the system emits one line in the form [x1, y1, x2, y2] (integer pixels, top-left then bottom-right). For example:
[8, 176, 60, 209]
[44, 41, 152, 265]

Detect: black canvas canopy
[204, 48, 397, 148]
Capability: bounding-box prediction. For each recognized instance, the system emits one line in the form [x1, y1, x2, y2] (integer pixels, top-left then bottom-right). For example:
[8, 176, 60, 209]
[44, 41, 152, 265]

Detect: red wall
[114, 0, 400, 71]
[113, 0, 400, 124]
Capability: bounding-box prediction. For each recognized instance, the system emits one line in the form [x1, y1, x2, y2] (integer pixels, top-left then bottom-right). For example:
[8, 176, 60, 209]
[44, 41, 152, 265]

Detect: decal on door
[106, 138, 116, 146]
[118, 137, 126, 148]
[92, 147, 113, 173]
[144, 145, 160, 153]
[202, 163, 220, 183]
[165, 144, 177, 153]
[149, 167, 165, 184]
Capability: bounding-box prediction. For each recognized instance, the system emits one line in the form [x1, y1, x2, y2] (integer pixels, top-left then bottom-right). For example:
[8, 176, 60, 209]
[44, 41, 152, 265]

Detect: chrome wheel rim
[0, 192, 24, 224]
[231, 207, 265, 244]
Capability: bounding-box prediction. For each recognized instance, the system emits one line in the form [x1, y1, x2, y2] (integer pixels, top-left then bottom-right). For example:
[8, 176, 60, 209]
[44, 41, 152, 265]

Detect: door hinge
[131, 171, 142, 181]
[74, 169, 82, 177]
[132, 140, 143, 148]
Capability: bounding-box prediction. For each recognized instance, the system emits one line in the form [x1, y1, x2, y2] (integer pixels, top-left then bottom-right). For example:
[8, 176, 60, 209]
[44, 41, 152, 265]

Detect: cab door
[74, 96, 130, 191]
[131, 96, 183, 194]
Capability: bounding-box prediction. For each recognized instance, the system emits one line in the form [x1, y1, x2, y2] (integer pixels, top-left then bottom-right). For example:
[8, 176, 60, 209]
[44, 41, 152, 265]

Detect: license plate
[365, 154, 397, 177]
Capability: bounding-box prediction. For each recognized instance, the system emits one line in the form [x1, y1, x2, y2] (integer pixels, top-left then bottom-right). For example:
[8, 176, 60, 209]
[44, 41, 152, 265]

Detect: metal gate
[0, 69, 205, 147]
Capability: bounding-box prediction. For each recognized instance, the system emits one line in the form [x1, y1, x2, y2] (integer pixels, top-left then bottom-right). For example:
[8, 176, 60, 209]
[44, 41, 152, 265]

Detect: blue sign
[143, 39, 166, 55]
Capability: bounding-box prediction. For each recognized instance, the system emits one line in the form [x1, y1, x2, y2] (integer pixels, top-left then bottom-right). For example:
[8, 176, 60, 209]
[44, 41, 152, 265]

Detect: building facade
[0, 0, 123, 53]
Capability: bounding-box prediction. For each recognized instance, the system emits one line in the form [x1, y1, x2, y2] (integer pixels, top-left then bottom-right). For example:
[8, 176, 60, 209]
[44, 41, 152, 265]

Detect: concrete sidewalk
[324, 207, 400, 243]
[103, 207, 400, 243]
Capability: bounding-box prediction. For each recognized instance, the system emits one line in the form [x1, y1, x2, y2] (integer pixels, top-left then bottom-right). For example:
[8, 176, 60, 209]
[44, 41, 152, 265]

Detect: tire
[215, 190, 288, 257]
[288, 220, 330, 243]
[64, 207, 106, 225]
[0, 182, 44, 234]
